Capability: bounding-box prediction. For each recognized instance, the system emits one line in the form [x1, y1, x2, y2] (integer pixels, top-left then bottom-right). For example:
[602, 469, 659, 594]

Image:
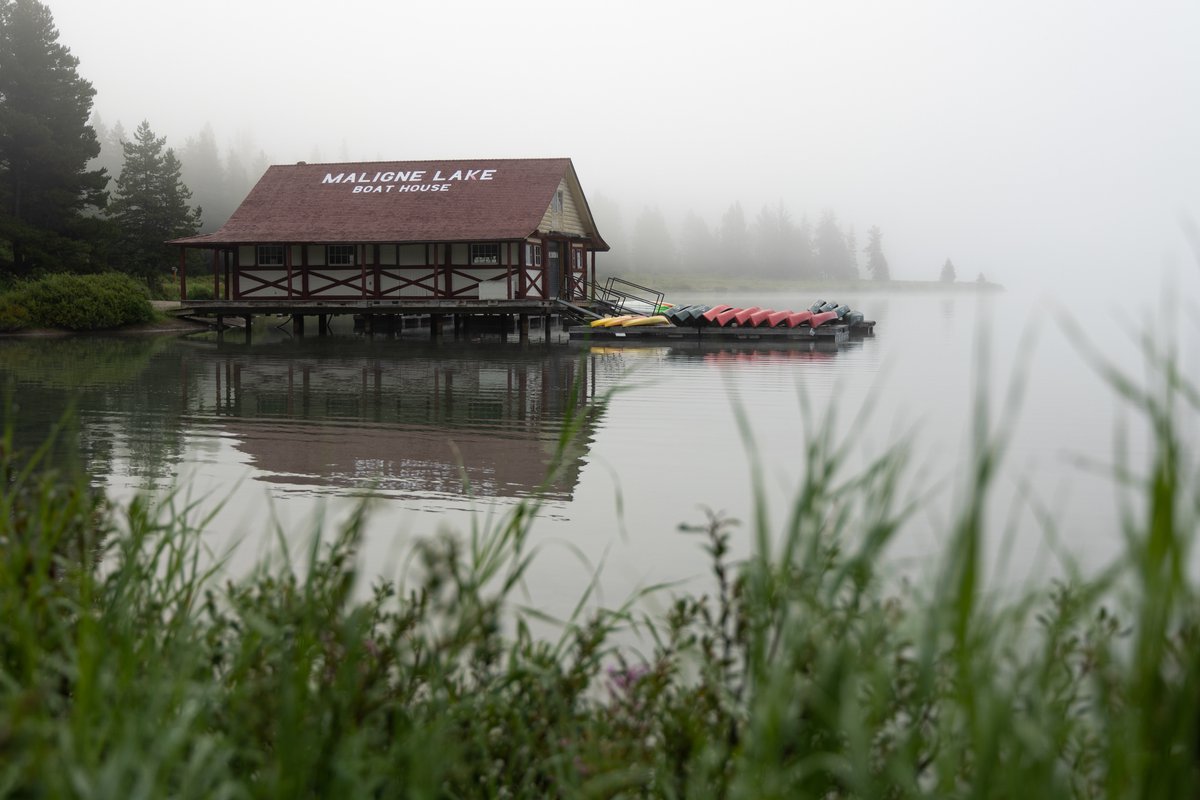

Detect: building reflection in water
[184, 342, 601, 501]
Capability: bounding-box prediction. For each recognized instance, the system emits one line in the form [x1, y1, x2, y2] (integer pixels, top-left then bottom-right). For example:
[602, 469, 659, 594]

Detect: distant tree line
[0, 0, 266, 296]
[593, 197, 894, 282]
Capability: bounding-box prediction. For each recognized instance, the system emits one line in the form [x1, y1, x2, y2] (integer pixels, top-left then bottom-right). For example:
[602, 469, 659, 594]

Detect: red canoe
[765, 310, 791, 327]
[785, 310, 814, 327]
[714, 307, 742, 326]
[732, 306, 761, 326]
[701, 304, 733, 323]
[810, 310, 838, 328]
[748, 309, 774, 327]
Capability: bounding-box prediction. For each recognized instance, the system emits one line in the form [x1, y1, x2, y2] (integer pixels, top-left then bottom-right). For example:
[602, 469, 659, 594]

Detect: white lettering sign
[322, 167, 499, 195]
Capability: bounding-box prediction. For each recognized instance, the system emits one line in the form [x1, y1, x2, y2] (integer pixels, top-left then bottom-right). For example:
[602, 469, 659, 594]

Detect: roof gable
[173, 158, 606, 248]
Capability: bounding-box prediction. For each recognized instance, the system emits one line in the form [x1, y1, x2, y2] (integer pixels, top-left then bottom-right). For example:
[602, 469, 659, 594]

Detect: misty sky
[46, 0, 1200, 295]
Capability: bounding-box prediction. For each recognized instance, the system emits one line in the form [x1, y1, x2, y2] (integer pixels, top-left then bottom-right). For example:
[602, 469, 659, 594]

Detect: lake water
[1, 288, 1189, 618]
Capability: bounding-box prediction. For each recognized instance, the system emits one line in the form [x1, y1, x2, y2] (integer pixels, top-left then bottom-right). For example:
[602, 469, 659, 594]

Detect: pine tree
[718, 202, 748, 272]
[814, 209, 853, 279]
[864, 225, 891, 281]
[108, 121, 201, 288]
[795, 214, 816, 279]
[754, 201, 799, 278]
[180, 123, 227, 232]
[630, 206, 675, 274]
[940, 258, 956, 283]
[845, 225, 860, 279]
[0, 0, 108, 274]
[680, 211, 719, 274]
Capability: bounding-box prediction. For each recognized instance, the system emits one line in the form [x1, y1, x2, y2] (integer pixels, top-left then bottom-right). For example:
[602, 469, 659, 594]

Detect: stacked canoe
[589, 299, 866, 330]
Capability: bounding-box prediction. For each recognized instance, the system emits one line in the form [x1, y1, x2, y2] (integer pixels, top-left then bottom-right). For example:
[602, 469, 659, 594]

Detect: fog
[48, 0, 1200, 297]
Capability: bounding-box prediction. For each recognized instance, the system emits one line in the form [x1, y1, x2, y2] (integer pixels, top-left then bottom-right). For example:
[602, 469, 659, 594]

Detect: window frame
[526, 243, 542, 267]
[470, 243, 500, 266]
[257, 245, 285, 266]
[327, 245, 356, 266]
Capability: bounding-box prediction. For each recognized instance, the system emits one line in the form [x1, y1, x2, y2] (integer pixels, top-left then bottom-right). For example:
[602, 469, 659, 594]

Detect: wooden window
[470, 243, 499, 265]
[551, 190, 563, 213]
[526, 243, 542, 267]
[257, 245, 285, 266]
[327, 245, 356, 266]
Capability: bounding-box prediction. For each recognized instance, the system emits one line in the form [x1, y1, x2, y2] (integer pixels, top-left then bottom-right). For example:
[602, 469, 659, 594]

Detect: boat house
[170, 157, 608, 306]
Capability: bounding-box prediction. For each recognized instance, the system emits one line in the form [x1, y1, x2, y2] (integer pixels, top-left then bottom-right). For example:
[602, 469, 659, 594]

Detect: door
[547, 242, 561, 298]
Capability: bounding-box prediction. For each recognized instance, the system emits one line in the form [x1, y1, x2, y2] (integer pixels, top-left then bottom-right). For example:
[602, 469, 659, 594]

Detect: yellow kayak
[622, 315, 670, 327]
[589, 316, 614, 327]
[597, 315, 638, 327]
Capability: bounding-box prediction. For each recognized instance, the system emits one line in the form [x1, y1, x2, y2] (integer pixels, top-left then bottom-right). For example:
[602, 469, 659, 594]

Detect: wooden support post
[430, 313, 442, 339]
[500, 314, 509, 342]
[212, 249, 220, 299]
[542, 314, 551, 340]
[519, 313, 529, 343]
[179, 249, 187, 301]
[216, 315, 224, 342]
[243, 315, 252, 344]
[292, 314, 304, 336]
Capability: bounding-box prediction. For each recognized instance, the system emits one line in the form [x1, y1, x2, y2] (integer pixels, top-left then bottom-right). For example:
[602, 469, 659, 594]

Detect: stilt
[542, 315, 551, 340]
[500, 314, 509, 342]
[292, 314, 305, 336]
[519, 314, 529, 343]
[430, 313, 443, 339]
[216, 315, 225, 342]
[318, 314, 330, 336]
[243, 315, 252, 344]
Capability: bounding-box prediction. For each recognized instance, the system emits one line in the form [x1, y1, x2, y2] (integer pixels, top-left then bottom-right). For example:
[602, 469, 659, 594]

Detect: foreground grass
[0, 328, 1196, 798]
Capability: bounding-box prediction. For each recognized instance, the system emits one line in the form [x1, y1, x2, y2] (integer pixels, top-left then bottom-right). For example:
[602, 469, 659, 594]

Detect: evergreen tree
[0, 0, 108, 274]
[180, 123, 228, 232]
[753, 201, 798, 278]
[845, 225, 860, 279]
[87, 113, 127, 193]
[108, 120, 201, 288]
[864, 225, 891, 281]
[813, 209, 853, 279]
[718, 201, 749, 272]
[940, 258, 957, 283]
[795, 214, 816, 279]
[680, 211, 719, 275]
[630, 206, 675, 274]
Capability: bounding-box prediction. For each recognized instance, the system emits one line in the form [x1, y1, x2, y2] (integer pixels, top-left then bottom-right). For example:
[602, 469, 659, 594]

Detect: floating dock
[569, 320, 873, 345]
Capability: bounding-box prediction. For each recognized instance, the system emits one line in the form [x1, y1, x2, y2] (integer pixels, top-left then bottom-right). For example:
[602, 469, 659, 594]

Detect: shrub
[185, 283, 214, 301]
[15, 273, 155, 330]
[0, 294, 32, 331]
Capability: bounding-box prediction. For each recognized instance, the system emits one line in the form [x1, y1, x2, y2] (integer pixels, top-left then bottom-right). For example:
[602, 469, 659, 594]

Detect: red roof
[171, 157, 607, 249]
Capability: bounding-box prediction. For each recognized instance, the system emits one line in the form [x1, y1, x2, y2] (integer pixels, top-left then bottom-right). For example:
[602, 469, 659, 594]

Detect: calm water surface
[0, 290, 1180, 617]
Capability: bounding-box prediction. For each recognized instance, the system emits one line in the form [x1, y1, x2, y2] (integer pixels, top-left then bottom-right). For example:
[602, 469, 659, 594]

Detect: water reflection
[182, 339, 599, 500]
[0, 336, 189, 485]
[0, 335, 604, 502]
